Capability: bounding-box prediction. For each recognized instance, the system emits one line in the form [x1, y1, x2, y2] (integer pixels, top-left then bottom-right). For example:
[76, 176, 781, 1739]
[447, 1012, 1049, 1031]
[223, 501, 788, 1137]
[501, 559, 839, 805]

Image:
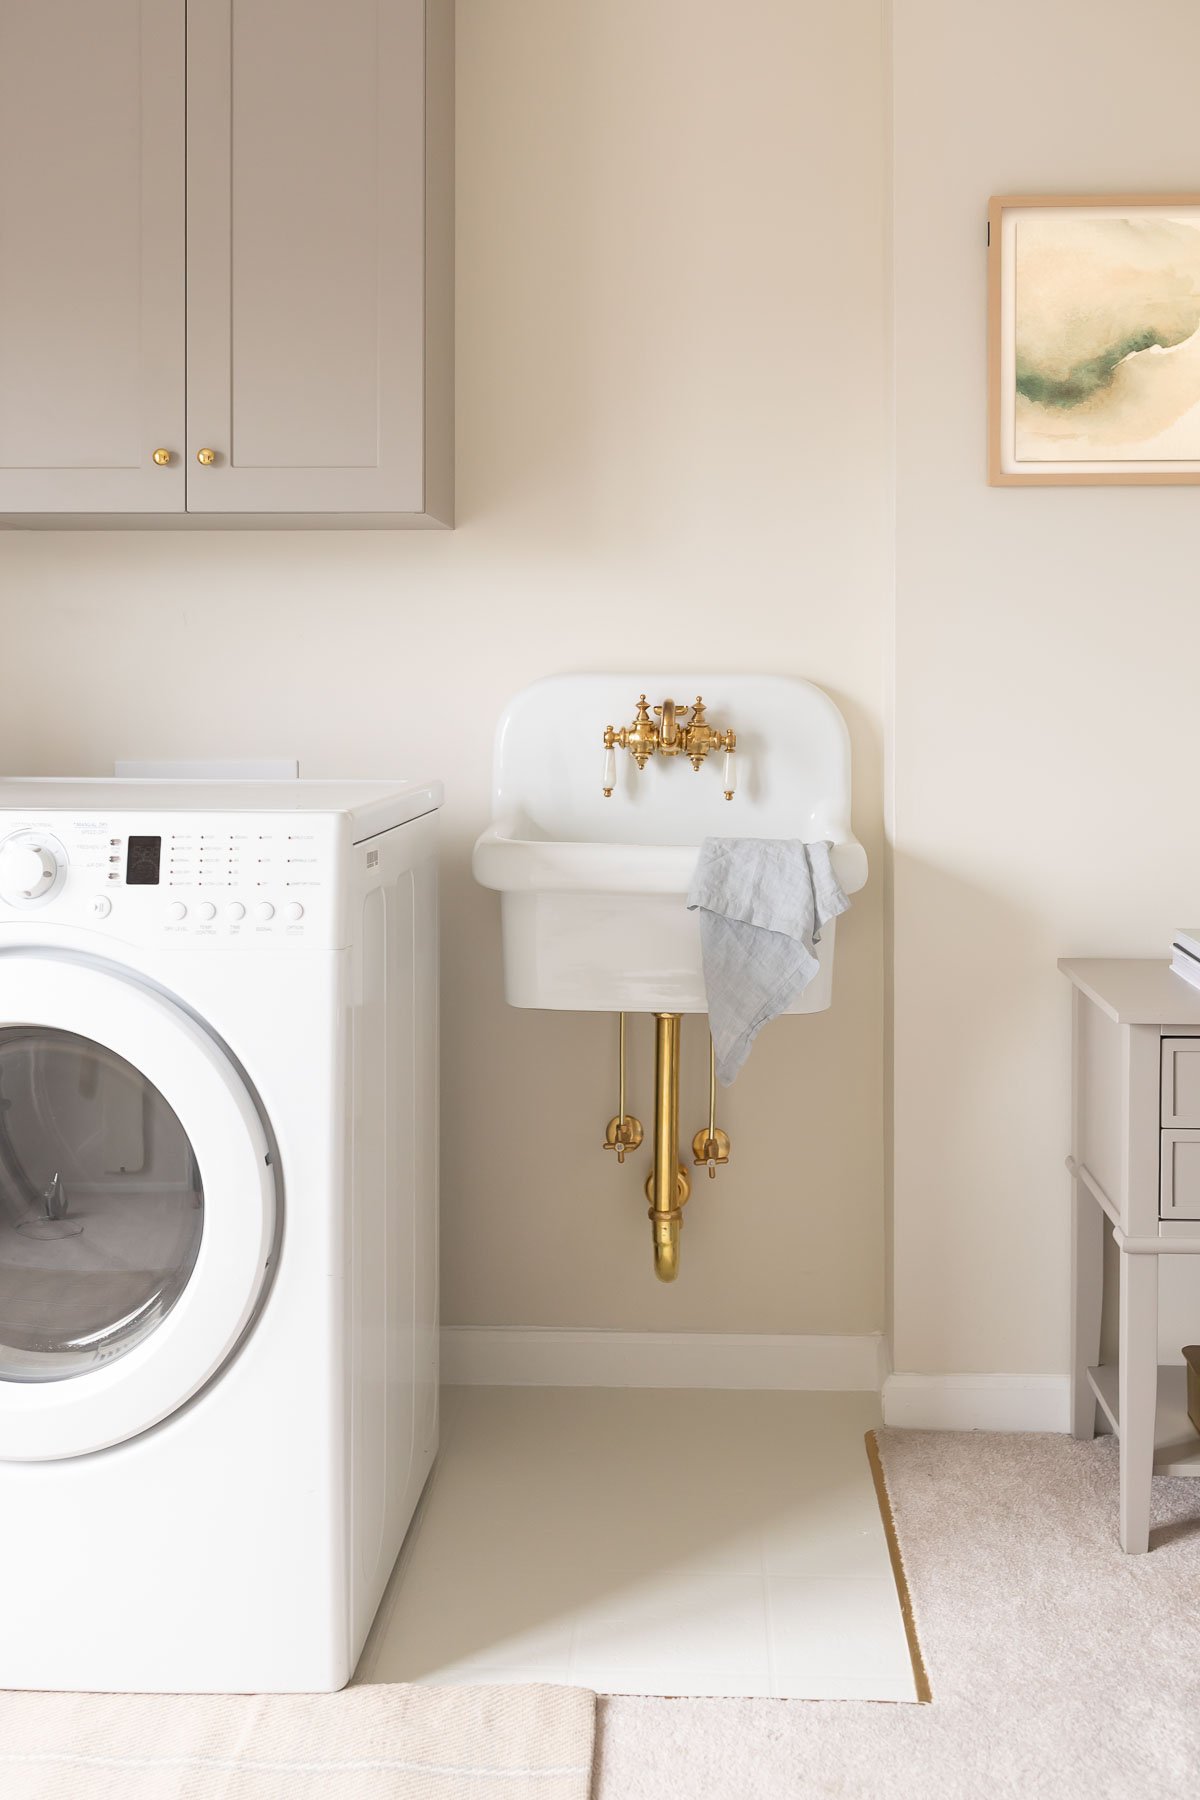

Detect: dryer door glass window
[0, 1028, 204, 1382]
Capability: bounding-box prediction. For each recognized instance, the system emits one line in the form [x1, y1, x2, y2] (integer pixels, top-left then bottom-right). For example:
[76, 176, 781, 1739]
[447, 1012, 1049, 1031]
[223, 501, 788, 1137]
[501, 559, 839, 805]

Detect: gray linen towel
[687, 837, 850, 1084]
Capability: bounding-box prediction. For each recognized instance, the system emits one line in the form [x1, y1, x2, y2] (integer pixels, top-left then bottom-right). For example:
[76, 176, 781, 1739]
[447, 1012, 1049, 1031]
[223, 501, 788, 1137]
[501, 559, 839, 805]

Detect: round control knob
[0, 841, 58, 903]
[165, 901, 187, 922]
[283, 901, 305, 922]
[195, 901, 217, 922]
[225, 901, 246, 921]
[255, 901, 275, 922]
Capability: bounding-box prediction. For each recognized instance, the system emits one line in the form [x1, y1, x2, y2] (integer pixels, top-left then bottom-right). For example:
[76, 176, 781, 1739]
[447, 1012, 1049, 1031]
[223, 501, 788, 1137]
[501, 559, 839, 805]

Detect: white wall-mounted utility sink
[472, 673, 867, 1012]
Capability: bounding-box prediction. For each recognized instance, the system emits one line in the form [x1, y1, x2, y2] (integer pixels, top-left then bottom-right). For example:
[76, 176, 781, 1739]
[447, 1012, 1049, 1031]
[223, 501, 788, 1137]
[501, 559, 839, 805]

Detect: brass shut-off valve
[603, 695, 737, 799]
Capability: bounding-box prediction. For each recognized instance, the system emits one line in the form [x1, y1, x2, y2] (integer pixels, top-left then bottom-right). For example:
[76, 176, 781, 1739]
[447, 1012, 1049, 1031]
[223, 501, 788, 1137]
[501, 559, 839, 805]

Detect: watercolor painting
[989, 197, 1200, 483]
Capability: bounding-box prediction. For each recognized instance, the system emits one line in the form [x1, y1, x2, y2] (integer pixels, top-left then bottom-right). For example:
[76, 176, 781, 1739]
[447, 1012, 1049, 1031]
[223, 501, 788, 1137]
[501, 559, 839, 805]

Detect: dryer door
[0, 955, 276, 1460]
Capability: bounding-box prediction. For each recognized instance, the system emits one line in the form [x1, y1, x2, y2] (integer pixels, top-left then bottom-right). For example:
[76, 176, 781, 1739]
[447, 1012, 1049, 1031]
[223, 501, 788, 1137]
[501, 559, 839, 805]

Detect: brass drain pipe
[644, 1012, 691, 1281]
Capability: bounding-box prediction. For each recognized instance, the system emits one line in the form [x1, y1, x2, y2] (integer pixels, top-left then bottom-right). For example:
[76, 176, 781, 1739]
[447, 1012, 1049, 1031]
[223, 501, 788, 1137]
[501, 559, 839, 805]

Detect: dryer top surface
[0, 779, 442, 842]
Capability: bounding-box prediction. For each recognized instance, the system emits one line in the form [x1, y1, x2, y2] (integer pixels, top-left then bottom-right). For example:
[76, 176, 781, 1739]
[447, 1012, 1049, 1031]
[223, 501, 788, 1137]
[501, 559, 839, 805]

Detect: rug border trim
[865, 1429, 932, 1705]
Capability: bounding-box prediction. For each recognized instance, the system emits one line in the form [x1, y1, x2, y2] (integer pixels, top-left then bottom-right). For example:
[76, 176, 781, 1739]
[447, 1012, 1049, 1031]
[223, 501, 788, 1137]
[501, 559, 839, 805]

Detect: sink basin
[473, 674, 867, 1013]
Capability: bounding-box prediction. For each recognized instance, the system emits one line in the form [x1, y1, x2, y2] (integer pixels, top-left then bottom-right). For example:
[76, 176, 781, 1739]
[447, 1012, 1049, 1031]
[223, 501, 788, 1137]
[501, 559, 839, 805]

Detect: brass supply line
[644, 1012, 691, 1281]
[691, 1030, 731, 1177]
[603, 1012, 643, 1163]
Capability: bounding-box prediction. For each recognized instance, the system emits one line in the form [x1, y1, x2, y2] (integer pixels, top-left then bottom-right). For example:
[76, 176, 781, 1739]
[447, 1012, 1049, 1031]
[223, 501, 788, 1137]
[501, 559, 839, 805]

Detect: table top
[1059, 958, 1200, 1025]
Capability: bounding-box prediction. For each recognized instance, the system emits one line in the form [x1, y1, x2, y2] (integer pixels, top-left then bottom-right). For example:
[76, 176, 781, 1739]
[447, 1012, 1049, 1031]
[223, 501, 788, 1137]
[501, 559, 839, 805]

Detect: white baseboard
[882, 1372, 1070, 1433]
[441, 1327, 890, 1392]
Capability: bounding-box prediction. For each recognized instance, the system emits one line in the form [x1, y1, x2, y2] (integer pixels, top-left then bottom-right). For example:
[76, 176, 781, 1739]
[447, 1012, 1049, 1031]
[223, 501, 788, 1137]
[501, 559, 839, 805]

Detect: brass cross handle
[691, 1127, 731, 1177]
[604, 1115, 644, 1164]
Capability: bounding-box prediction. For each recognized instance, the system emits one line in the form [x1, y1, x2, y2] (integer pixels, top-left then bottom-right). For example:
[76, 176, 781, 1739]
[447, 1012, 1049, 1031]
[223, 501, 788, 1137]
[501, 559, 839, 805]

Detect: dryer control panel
[0, 811, 348, 949]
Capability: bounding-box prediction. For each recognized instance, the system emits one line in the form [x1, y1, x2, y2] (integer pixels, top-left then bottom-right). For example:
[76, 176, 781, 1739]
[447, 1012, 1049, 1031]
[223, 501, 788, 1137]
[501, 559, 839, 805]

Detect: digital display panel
[126, 836, 162, 886]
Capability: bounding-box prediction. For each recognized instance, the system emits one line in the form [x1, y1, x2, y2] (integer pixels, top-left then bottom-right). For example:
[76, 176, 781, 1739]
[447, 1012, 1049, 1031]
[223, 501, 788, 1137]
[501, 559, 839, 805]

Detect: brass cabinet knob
[196, 447, 217, 466]
[151, 448, 172, 466]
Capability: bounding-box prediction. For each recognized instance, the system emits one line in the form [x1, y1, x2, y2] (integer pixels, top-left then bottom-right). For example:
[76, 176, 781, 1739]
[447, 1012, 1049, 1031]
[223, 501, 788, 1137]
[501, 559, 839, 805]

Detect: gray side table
[1061, 959, 1200, 1552]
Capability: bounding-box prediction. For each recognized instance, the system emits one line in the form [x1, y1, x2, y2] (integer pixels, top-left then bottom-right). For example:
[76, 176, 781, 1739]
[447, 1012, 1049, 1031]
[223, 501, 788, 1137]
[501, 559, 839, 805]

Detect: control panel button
[283, 902, 305, 922]
[166, 901, 187, 922]
[225, 902, 246, 922]
[90, 896, 112, 919]
[195, 902, 217, 922]
[255, 902, 275, 922]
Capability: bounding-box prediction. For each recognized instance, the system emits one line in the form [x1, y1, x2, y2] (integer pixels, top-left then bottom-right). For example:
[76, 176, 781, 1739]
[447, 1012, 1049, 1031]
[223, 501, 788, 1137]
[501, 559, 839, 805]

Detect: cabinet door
[186, 0, 430, 516]
[0, 1, 184, 513]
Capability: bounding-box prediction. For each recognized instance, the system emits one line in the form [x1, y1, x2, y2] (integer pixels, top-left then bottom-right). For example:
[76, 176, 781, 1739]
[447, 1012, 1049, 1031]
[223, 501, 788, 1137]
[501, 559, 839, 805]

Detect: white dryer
[0, 778, 440, 1692]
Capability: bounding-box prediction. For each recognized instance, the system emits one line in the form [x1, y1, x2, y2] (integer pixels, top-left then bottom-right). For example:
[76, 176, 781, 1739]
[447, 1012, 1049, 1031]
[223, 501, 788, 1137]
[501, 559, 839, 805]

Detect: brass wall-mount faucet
[603, 695, 737, 799]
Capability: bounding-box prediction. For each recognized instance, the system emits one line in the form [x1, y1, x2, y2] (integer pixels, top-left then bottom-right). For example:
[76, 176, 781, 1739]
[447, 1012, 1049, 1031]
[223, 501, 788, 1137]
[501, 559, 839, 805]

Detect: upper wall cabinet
[0, 0, 452, 529]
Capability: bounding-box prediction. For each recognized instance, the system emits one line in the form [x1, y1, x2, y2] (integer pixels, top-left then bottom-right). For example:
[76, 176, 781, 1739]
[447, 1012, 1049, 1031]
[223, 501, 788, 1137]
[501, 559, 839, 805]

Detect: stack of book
[1171, 929, 1200, 990]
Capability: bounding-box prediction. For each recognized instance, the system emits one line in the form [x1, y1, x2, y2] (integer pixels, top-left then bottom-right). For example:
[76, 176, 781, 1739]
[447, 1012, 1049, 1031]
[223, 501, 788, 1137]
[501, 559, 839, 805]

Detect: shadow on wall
[890, 850, 1073, 1373]
[894, 827, 1200, 1378]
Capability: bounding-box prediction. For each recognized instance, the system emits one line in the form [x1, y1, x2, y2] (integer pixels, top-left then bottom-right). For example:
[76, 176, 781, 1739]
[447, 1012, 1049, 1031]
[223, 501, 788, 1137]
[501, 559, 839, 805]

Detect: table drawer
[1161, 1130, 1200, 1219]
[1162, 1039, 1200, 1126]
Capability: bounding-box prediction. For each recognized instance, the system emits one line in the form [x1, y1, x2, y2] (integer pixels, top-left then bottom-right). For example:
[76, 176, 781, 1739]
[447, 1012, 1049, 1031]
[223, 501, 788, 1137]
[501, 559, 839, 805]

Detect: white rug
[0, 1683, 595, 1799]
[596, 1428, 1200, 1798]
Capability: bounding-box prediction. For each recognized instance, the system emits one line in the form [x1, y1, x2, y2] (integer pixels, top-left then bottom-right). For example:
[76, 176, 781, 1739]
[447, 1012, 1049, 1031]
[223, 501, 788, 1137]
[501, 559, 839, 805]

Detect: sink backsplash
[494, 673, 856, 847]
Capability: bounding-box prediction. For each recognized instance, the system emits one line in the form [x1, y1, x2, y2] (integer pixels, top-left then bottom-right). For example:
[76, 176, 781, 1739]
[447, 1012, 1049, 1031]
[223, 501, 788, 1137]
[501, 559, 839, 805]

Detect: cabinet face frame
[0, 0, 185, 514]
[1159, 1030, 1200, 1229]
[1121, 1023, 1162, 1239]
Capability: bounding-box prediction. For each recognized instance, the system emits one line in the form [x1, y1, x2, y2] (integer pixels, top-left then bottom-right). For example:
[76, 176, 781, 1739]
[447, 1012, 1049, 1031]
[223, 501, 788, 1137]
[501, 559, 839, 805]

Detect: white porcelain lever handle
[722, 750, 736, 800]
[603, 746, 616, 796]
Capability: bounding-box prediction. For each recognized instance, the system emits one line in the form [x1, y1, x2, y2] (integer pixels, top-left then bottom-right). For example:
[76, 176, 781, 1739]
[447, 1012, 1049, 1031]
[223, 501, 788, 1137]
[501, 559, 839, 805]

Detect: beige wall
[891, 0, 1200, 1376]
[0, 2, 889, 1334]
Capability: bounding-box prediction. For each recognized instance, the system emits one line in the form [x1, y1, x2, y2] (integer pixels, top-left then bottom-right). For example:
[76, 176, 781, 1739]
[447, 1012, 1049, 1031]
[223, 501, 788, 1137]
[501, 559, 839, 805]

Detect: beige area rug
[596, 1428, 1200, 1798]
[0, 1683, 595, 1799]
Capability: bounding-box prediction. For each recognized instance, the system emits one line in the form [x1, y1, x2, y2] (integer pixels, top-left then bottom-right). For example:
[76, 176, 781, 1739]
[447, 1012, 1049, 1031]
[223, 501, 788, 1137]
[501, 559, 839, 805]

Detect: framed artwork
[989, 193, 1200, 485]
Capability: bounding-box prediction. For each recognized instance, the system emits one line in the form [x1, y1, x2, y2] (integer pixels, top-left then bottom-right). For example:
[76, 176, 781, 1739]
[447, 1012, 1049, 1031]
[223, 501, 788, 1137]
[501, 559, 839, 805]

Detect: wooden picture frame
[988, 193, 1200, 486]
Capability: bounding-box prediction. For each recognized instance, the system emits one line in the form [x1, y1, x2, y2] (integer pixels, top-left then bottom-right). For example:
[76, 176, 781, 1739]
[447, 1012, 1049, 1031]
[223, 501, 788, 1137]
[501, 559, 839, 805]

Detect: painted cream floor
[356, 1387, 917, 1701]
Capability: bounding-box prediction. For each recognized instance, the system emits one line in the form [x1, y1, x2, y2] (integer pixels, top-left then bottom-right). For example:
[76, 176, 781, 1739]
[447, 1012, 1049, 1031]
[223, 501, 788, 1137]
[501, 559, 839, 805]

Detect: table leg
[1070, 1180, 1103, 1438]
[1118, 1249, 1158, 1554]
